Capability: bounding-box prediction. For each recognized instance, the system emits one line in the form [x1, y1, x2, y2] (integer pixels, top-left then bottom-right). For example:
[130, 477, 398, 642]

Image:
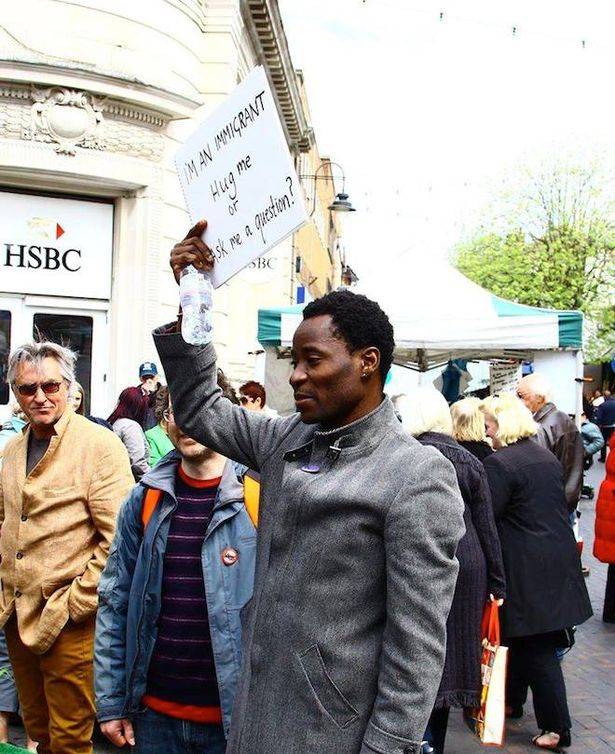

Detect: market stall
[257, 261, 583, 416]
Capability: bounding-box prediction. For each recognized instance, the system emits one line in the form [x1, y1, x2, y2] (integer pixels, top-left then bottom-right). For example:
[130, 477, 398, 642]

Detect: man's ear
[360, 347, 381, 380]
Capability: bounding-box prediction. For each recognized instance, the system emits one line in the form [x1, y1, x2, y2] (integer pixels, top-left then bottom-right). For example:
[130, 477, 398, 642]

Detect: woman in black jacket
[481, 393, 592, 751]
[451, 397, 493, 462]
[396, 388, 506, 754]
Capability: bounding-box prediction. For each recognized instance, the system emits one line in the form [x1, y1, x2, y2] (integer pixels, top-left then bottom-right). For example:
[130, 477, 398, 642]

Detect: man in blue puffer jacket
[94, 386, 257, 754]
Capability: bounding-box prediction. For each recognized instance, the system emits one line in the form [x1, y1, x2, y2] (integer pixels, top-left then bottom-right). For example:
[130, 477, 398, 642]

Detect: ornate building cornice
[241, 0, 311, 153]
[0, 83, 168, 161]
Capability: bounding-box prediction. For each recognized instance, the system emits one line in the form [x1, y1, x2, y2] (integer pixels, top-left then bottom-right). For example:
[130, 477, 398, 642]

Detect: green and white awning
[257, 263, 582, 369]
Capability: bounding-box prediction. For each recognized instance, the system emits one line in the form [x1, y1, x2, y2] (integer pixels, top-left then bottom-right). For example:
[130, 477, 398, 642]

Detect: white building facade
[0, 0, 319, 420]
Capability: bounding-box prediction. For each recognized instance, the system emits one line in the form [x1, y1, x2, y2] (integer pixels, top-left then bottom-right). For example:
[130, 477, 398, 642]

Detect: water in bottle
[179, 265, 214, 345]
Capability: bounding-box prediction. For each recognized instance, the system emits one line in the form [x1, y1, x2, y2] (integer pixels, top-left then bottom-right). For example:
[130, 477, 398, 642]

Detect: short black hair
[303, 290, 395, 383]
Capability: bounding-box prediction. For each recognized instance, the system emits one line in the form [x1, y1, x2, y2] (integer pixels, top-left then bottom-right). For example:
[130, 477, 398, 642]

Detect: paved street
[7, 458, 613, 754]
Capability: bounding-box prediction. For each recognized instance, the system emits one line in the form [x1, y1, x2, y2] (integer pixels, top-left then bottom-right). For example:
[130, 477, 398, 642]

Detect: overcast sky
[279, 0, 615, 278]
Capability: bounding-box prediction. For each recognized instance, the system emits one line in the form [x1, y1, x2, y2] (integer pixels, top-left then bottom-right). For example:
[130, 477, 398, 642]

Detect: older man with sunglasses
[0, 341, 133, 754]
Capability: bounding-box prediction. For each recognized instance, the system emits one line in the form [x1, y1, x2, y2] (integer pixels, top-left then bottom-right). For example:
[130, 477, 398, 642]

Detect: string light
[360, 0, 603, 50]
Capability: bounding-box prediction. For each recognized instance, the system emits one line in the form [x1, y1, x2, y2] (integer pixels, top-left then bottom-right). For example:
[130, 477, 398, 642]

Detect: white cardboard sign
[175, 66, 308, 288]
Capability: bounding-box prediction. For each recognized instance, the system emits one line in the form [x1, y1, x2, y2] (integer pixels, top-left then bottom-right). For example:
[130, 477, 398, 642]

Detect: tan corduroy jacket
[0, 409, 133, 654]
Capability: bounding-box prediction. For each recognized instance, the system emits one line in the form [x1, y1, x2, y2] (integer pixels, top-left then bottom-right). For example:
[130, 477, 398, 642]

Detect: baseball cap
[139, 362, 158, 379]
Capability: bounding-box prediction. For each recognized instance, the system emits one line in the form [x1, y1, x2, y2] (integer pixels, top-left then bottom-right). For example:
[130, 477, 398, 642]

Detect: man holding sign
[152, 220, 465, 754]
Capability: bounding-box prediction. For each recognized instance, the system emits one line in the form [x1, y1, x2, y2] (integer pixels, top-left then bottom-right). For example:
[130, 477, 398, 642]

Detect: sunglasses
[239, 396, 251, 405]
[15, 380, 65, 397]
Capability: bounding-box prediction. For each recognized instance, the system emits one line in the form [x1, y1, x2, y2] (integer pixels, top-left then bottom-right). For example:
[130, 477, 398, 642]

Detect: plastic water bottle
[179, 265, 214, 345]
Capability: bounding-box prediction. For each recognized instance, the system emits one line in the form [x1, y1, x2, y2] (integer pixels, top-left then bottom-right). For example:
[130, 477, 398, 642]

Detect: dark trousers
[507, 634, 571, 734]
[599, 427, 614, 461]
[604, 564, 615, 623]
[424, 707, 450, 754]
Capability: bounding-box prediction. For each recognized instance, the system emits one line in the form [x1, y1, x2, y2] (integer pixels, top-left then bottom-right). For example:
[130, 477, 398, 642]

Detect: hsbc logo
[2, 216, 81, 272]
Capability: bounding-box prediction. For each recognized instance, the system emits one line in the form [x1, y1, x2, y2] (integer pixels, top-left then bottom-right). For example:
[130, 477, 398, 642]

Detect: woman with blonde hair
[451, 397, 492, 462]
[480, 394, 592, 751]
[395, 387, 505, 754]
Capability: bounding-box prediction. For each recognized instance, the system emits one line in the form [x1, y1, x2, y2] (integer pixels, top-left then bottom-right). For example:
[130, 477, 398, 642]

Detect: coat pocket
[298, 644, 359, 729]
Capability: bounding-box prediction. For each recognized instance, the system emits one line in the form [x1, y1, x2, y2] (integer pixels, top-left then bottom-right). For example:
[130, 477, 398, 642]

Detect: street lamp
[301, 161, 356, 216]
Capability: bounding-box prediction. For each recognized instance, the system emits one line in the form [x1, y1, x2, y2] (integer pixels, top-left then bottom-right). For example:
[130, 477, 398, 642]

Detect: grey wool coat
[154, 329, 466, 754]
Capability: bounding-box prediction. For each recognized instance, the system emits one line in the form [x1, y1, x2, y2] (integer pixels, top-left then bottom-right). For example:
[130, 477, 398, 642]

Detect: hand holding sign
[169, 220, 213, 283]
[174, 66, 308, 288]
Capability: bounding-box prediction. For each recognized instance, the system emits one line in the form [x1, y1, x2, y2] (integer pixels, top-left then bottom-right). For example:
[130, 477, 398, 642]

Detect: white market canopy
[257, 259, 582, 371]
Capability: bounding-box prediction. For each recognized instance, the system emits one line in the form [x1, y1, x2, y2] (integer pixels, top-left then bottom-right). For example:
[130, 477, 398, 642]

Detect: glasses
[15, 380, 65, 397]
[239, 396, 251, 405]
[163, 408, 174, 421]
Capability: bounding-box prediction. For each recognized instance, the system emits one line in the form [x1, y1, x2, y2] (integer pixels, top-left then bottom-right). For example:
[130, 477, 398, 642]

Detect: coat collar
[17, 408, 75, 482]
[284, 397, 398, 461]
[417, 431, 457, 449]
[140, 451, 243, 506]
[534, 402, 556, 422]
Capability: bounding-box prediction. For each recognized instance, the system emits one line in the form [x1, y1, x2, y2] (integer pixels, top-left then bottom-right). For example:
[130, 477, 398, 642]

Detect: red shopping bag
[475, 601, 508, 746]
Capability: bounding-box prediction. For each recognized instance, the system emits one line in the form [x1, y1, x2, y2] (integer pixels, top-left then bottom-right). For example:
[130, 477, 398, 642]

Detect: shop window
[0, 311, 10, 405]
[33, 314, 93, 415]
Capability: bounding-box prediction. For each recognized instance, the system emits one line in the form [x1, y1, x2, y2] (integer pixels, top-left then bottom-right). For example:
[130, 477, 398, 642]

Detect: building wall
[0, 0, 344, 419]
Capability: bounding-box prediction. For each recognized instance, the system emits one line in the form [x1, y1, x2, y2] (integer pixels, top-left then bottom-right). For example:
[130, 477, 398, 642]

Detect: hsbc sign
[0, 192, 113, 300]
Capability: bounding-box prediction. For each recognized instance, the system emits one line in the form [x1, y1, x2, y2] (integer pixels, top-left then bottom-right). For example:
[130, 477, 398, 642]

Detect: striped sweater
[145, 468, 221, 710]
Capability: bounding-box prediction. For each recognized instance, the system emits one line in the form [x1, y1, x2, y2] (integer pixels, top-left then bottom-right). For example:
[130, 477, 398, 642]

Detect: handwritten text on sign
[175, 66, 308, 288]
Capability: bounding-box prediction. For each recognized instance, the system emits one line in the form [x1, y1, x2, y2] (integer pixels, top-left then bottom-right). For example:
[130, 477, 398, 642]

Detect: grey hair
[7, 342, 77, 388]
[518, 372, 553, 403]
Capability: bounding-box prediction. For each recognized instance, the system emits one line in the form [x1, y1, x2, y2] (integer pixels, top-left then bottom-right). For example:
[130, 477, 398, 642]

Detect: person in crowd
[450, 396, 493, 462]
[0, 406, 37, 751]
[516, 373, 583, 512]
[0, 341, 133, 754]
[71, 382, 85, 414]
[152, 220, 466, 754]
[592, 388, 605, 411]
[108, 387, 151, 481]
[593, 433, 615, 623]
[238, 381, 278, 417]
[480, 393, 592, 751]
[580, 412, 605, 499]
[71, 382, 113, 431]
[0, 406, 27, 455]
[137, 362, 161, 430]
[238, 380, 266, 412]
[395, 387, 505, 754]
[595, 390, 615, 463]
[144, 386, 174, 466]
[96, 377, 257, 753]
[0, 630, 37, 751]
[581, 411, 604, 459]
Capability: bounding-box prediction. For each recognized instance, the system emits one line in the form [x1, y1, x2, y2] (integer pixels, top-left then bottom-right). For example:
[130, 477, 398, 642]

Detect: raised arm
[154, 333, 296, 472]
[360, 447, 465, 754]
[154, 220, 298, 472]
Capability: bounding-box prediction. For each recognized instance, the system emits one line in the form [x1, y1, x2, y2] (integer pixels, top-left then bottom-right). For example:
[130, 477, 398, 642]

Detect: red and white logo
[27, 217, 66, 241]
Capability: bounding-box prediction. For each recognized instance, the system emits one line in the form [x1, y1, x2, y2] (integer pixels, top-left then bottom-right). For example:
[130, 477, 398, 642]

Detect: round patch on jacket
[221, 547, 239, 566]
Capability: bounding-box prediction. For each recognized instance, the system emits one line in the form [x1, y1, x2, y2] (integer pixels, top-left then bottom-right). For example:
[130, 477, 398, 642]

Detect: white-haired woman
[451, 397, 493, 462]
[395, 387, 505, 754]
[480, 394, 592, 751]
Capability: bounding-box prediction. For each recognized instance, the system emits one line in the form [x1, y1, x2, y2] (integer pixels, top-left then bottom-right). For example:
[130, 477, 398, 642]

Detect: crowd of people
[0, 221, 611, 754]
